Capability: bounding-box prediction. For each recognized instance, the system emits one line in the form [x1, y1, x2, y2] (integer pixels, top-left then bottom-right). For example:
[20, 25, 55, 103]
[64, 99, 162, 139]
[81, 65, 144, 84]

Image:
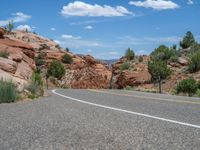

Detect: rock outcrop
[0, 37, 36, 91]
[111, 56, 151, 89]
[2, 30, 111, 89]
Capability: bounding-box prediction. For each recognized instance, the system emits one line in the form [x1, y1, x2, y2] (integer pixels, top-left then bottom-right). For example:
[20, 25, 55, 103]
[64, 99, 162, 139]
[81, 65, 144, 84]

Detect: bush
[176, 78, 198, 96]
[0, 80, 17, 103]
[151, 45, 177, 62]
[35, 52, 46, 68]
[31, 72, 43, 86]
[138, 56, 143, 62]
[188, 50, 200, 73]
[120, 62, 130, 71]
[39, 44, 50, 51]
[180, 31, 196, 49]
[7, 21, 14, 32]
[125, 48, 135, 60]
[47, 60, 65, 79]
[26, 84, 38, 95]
[196, 89, 200, 97]
[148, 60, 171, 81]
[62, 54, 73, 64]
[0, 51, 9, 58]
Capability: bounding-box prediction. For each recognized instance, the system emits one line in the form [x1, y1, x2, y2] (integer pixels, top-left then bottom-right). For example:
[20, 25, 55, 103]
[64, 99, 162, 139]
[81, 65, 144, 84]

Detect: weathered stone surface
[0, 58, 17, 74]
[0, 28, 5, 39]
[14, 61, 33, 80]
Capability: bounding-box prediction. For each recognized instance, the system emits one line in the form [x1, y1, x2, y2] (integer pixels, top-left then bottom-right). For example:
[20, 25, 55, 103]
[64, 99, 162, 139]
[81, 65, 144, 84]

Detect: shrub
[55, 45, 61, 49]
[151, 45, 177, 62]
[148, 60, 171, 93]
[138, 56, 143, 62]
[125, 48, 135, 60]
[39, 44, 50, 51]
[7, 21, 14, 32]
[188, 50, 200, 73]
[35, 52, 46, 67]
[26, 84, 38, 95]
[180, 31, 196, 49]
[47, 60, 65, 79]
[0, 51, 10, 58]
[0, 80, 17, 103]
[148, 60, 171, 81]
[31, 72, 43, 86]
[176, 78, 198, 96]
[196, 89, 200, 97]
[120, 62, 130, 71]
[62, 54, 73, 64]
[65, 48, 69, 52]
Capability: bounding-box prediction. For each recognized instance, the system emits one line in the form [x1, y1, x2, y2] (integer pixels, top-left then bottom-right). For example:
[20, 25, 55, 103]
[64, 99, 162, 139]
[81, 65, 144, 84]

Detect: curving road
[0, 89, 200, 149]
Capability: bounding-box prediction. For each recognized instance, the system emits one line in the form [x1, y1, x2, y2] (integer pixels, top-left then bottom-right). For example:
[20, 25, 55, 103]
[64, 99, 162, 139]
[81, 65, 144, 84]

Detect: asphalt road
[0, 89, 200, 150]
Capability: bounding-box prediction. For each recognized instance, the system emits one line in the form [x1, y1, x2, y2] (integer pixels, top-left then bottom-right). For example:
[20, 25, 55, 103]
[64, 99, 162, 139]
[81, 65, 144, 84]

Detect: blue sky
[0, 0, 199, 59]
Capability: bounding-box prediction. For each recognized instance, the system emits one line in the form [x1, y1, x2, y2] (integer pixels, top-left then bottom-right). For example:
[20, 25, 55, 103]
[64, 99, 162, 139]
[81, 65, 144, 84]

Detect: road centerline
[52, 89, 200, 129]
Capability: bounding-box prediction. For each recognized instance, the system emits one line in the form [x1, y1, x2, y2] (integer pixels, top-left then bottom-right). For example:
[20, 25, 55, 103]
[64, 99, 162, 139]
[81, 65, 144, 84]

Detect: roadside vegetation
[0, 51, 10, 58]
[0, 80, 18, 103]
[26, 72, 44, 99]
[47, 60, 65, 79]
[62, 54, 73, 64]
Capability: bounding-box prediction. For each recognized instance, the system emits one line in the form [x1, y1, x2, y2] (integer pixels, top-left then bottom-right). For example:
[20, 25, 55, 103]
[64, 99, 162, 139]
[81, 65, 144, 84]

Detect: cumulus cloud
[16, 25, 33, 31]
[61, 1, 132, 17]
[50, 28, 56, 31]
[0, 12, 31, 26]
[129, 0, 179, 10]
[61, 34, 81, 40]
[56, 34, 102, 49]
[187, 0, 194, 5]
[84, 26, 93, 30]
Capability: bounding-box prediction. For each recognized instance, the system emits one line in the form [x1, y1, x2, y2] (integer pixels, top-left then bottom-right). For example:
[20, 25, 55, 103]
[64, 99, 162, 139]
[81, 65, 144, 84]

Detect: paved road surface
[0, 89, 200, 149]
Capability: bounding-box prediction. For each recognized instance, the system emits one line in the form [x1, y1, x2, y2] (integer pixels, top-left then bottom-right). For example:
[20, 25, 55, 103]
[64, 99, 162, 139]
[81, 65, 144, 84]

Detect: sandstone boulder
[0, 28, 5, 39]
[0, 58, 17, 74]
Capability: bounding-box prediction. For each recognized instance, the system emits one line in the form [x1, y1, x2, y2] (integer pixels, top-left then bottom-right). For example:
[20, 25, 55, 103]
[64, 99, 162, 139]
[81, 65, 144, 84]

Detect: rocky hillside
[111, 51, 200, 94]
[0, 28, 111, 89]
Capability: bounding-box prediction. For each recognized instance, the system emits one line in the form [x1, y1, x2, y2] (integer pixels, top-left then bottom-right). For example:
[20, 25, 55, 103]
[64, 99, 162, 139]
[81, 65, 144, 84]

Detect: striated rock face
[4, 30, 112, 89]
[0, 28, 5, 39]
[112, 56, 151, 89]
[0, 37, 36, 91]
[61, 55, 112, 89]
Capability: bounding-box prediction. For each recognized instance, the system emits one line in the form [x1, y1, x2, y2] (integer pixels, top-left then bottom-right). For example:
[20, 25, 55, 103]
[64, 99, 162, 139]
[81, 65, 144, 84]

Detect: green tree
[47, 60, 65, 79]
[188, 50, 200, 73]
[148, 60, 171, 93]
[180, 31, 196, 49]
[7, 21, 14, 32]
[62, 54, 73, 64]
[151, 45, 177, 62]
[125, 48, 135, 60]
[176, 78, 198, 96]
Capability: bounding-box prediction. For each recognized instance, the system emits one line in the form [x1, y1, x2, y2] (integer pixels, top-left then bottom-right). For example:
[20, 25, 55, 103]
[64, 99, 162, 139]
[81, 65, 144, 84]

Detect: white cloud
[187, 0, 194, 5]
[0, 12, 31, 26]
[16, 25, 33, 31]
[109, 51, 119, 55]
[57, 34, 102, 49]
[50, 28, 56, 31]
[87, 49, 93, 52]
[61, 1, 133, 17]
[85, 26, 93, 30]
[54, 40, 61, 44]
[61, 34, 81, 40]
[129, 0, 179, 10]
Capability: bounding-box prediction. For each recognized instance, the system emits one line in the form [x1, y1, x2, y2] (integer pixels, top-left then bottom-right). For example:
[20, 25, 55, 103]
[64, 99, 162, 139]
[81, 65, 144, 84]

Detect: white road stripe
[52, 89, 200, 129]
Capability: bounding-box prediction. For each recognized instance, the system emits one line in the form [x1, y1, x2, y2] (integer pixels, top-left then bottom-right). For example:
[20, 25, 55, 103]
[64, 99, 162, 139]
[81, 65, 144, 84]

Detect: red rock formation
[0, 37, 36, 90]
[0, 28, 5, 39]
